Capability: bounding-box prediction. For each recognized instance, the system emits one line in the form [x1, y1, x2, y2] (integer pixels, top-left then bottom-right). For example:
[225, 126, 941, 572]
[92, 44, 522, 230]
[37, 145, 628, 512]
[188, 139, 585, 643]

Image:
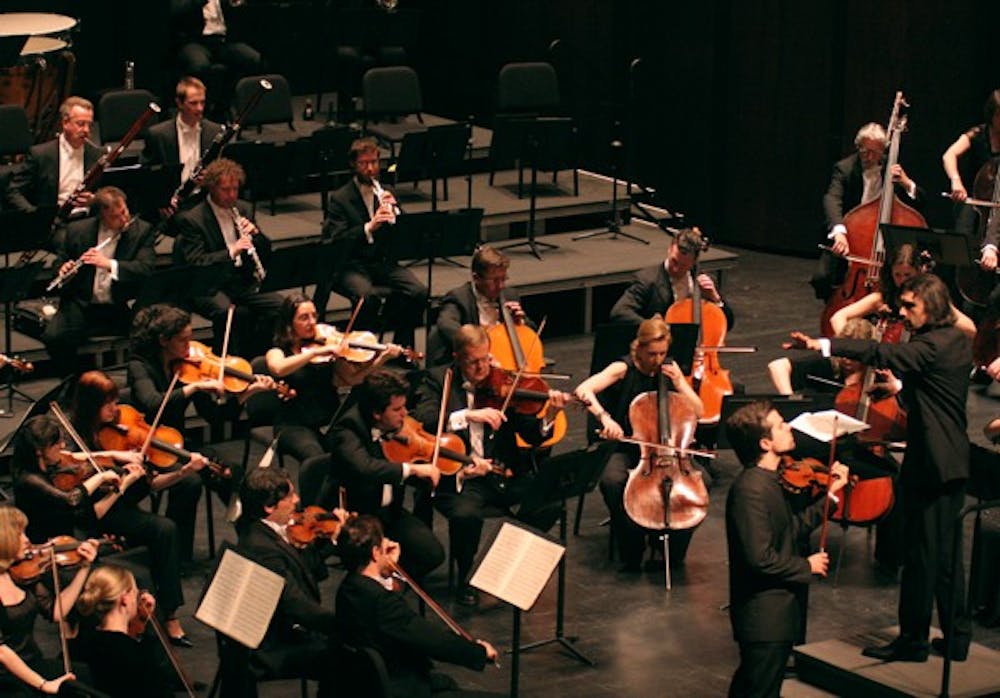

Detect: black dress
[75, 629, 173, 698]
[0, 580, 67, 697]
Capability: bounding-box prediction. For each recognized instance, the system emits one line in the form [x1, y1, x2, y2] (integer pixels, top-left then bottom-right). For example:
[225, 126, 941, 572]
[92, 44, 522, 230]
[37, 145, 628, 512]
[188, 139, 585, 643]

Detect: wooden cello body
[820, 92, 927, 335]
[957, 158, 1000, 307]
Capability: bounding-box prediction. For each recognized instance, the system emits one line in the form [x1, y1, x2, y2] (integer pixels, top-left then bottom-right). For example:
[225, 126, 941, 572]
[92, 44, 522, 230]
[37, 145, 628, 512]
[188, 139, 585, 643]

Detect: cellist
[811, 122, 923, 301]
[574, 316, 704, 572]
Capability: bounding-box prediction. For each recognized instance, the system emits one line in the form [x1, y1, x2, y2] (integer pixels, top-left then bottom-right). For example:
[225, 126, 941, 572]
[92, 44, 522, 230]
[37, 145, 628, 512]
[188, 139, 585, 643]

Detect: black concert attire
[235, 519, 339, 688]
[126, 352, 240, 562]
[173, 197, 283, 358]
[594, 356, 696, 569]
[319, 178, 428, 348]
[427, 283, 533, 366]
[811, 153, 924, 300]
[326, 405, 444, 581]
[411, 365, 559, 586]
[171, 0, 265, 118]
[141, 117, 223, 171]
[827, 322, 973, 653]
[726, 466, 830, 698]
[12, 467, 97, 544]
[5, 137, 102, 216]
[952, 124, 999, 243]
[336, 572, 502, 698]
[609, 263, 734, 328]
[43, 215, 156, 370]
[74, 629, 173, 698]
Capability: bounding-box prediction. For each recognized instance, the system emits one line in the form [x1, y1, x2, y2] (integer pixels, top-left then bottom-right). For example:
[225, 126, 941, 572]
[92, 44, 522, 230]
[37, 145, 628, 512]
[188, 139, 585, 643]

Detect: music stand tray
[101, 163, 183, 221]
[880, 223, 972, 268]
[134, 264, 227, 310]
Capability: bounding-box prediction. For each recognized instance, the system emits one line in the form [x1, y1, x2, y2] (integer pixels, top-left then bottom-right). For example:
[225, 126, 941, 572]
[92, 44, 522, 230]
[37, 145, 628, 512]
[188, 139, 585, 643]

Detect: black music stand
[134, 264, 227, 310]
[497, 117, 576, 260]
[101, 163, 182, 221]
[393, 122, 470, 214]
[879, 223, 972, 268]
[513, 442, 613, 666]
[378, 209, 482, 338]
[574, 130, 647, 244]
[260, 241, 336, 294]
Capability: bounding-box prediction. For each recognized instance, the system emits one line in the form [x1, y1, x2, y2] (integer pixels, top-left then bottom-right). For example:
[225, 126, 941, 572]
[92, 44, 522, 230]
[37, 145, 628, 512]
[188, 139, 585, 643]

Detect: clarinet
[230, 207, 266, 284]
[45, 217, 135, 292]
[371, 179, 401, 220]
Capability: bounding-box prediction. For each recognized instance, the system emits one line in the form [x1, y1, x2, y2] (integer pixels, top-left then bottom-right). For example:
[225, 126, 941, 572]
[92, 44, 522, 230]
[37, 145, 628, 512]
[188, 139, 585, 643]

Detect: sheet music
[789, 409, 868, 443]
[469, 522, 564, 611]
[195, 549, 284, 649]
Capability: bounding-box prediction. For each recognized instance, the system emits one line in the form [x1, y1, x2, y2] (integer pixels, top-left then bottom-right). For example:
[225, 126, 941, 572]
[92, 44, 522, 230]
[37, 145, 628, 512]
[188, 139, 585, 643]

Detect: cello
[956, 158, 1000, 307]
[820, 92, 927, 335]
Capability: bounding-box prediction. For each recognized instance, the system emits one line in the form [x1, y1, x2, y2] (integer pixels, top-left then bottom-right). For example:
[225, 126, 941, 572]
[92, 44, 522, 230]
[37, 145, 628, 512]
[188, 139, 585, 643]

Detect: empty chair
[96, 88, 159, 165]
[233, 74, 294, 134]
[362, 65, 426, 156]
[497, 61, 561, 115]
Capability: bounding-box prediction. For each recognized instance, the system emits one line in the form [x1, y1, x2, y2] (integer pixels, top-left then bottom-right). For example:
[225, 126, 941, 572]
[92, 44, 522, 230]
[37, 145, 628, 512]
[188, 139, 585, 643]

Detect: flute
[230, 207, 266, 283]
[45, 218, 134, 292]
[372, 179, 401, 219]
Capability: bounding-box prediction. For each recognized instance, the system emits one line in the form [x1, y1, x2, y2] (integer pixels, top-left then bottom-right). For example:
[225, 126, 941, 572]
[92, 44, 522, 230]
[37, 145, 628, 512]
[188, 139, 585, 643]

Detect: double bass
[956, 158, 1000, 307]
[820, 92, 927, 335]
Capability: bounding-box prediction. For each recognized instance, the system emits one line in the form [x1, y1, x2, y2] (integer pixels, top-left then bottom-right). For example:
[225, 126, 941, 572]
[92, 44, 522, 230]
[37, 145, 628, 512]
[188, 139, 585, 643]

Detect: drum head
[0, 13, 78, 37]
[20, 36, 67, 56]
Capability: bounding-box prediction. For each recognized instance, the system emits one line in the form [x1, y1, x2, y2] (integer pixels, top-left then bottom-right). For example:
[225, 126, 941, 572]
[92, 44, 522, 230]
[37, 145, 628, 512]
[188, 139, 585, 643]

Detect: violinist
[42, 186, 156, 373]
[73, 565, 173, 698]
[0, 505, 97, 697]
[610, 227, 733, 329]
[235, 468, 341, 691]
[327, 370, 444, 581]
[811, 122, 923, 301]
[768, 318, 876, 397]
[827, 243, 975, 341]
[336, 515, 503, 698]
[427, 245, 534, 366]
[69, 371, 193, 648]
[786, 272, 973, 663]
[266, 292, 401, 505]
[724, 402, 848, 698]
[412, 324, 570, 606]
[574, 316, 704, 572]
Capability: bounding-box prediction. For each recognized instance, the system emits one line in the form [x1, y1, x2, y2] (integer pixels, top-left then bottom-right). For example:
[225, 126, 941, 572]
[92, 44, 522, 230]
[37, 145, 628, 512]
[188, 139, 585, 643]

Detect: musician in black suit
[326, 370, 444, 581]
[811, 121, 922, 300]
[141, 76, 223, 210]
[236, 467, 342, 691]
[318, 137, 427, 349]
[427, 245, 534, 366]
[724, 401, 848, 698]
[173, 157, 283, 357]
[412, 324, 568, 605]
[609, 227, 734, 328]
[336, 514, 502, 698]
[6, 97, 101, 216]
[787, 272, 974, 663]
[43, 186, 155, 370]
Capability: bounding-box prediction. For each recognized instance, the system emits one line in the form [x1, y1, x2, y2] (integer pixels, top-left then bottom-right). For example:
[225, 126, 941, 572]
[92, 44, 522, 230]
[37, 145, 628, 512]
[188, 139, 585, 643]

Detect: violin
[287, 506, 348, 547]
[305, 323, 423, 364]
[176, 340, 295, 399]
[48, 451, 120, 492]
[380, 415, 510, 478]
[778, 455, 892, 526]
[97, 404, 230, 478]
[0, 353, 33, 374]
[9, 535, 117, 585]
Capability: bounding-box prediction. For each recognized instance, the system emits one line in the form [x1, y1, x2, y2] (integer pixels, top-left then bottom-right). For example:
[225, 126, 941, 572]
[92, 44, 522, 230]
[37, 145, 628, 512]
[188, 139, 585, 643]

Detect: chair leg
[573, 492, 586, 536]
[205, 491, 216, 559]
[573, 167, 579, 196]
[299, 678, 308, 698]
[207, 664, 222, 698]
[442, 177, 449, 201]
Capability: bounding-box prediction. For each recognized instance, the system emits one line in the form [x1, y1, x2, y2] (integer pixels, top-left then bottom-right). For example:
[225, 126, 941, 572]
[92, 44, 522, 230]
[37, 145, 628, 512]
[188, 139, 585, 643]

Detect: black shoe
[861, 635, 928, 662]
[931, 637, 969, 661]
[457, 586, 479, 607]
[169, 634, 195, 648]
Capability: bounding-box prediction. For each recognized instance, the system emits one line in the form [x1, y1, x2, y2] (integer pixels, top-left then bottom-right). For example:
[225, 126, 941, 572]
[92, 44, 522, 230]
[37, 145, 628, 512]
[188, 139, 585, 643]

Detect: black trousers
[377, 507, 444, 582]
[327, 262, 427, 348]
[190, 288, 284, 358]
[728, 640, 791, 698]
[42, 300, 131, 370]
[177, 35, 265, 117]
[899, 479, 972, 644]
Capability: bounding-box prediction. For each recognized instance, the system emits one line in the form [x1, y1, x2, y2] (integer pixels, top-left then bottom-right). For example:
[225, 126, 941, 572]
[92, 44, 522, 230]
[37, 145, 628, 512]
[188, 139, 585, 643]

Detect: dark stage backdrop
[3, 0, 996, 255]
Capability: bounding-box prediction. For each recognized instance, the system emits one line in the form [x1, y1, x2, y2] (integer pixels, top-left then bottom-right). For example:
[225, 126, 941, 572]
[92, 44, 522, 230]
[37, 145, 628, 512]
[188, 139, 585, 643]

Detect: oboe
[45, 218, 134, 292]
[371, 179, 401, 219]
[230, 207, 266, 283]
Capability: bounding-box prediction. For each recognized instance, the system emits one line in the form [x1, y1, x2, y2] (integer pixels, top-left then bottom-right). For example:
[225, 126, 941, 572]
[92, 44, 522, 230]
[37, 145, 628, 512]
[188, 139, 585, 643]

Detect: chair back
[0, 105, 33, 159]
[97, 88, 159, 144]
[234, 74, 293, 129]
[337, 644, 392, 698]
[363, 65, 422, 120]
[497, 61, 560, 115]
[245, 356, 283, 427]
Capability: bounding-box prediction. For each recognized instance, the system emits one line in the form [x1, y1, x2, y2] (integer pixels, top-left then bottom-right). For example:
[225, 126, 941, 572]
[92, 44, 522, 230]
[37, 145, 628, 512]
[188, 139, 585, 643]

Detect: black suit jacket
[140, 117, 223, 168]
[327, 405, 408, 516]
[726, 466, 826, 644]
[53, 216, 155, 305]
[236, 521, 336, 656]
[7, 139, 103, 213]
[831, 324, 970, 487]
[336, 572, 488, 698]
[609, 263, 735, 328]
[323, 179, 394, 268]
[822, 153, 924, 231]
[173, 197, 272, 293]
[428, 283, 534, 365]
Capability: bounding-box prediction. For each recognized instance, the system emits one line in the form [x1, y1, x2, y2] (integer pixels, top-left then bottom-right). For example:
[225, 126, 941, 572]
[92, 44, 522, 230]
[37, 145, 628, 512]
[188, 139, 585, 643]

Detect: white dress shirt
[176, 116, 202, 182]
[91, 223, 121, 304]
[57, 133, 85, 206]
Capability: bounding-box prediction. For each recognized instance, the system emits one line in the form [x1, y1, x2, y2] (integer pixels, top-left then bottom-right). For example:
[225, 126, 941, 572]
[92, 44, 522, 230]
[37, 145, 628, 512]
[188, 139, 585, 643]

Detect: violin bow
[139, 370, 181, 463]
[431, 368, 453, 484]
[600, 431, 717, 460]
[215, 305, 236, 403]
[818, 414, 839, 553]
[48, 402, 109, 475]
[48, 545, 72, 674]
[140, 589, 197, 697]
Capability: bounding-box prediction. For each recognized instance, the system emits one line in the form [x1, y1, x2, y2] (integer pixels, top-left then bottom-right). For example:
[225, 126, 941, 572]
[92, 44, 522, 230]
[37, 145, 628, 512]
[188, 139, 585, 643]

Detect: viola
[9, 535, 118, 585]
[287, 506, 348, 547]
[622, 368, 710, 531]
[381, 415, 510, 478]
[48, 451, 119, 492]
[97, 404, 230, 478]
[820, 92, 927, 335]
[307, 324, 423, 364]
[778, 455, 894, 526]
[176, 340, 295, 399]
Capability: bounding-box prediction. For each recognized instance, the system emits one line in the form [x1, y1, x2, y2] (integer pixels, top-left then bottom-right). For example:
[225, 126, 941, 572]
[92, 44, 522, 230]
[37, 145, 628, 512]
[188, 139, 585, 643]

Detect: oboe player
[42, 186, 155, 374]
[173, 158, 283, 357]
